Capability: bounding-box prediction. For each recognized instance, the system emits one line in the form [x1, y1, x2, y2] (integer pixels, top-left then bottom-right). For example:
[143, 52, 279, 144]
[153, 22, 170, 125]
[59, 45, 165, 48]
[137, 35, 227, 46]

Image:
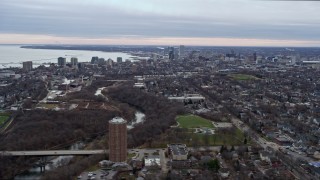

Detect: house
[275, 134, 293, 146]
[219, 168, 230, 178]
[313, 118, 320, 126]
[131, 159, 143, 169]
[259, 151, 272, 162]
[99, 160, 113, 167]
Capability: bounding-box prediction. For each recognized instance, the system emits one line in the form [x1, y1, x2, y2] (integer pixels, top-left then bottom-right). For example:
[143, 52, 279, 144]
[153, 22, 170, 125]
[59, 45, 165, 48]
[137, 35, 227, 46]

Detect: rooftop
[144, 157, 161, 167]
[309, 161, 320, 168]
[168, 144, 188, 155]
[110, 117, 127, 124]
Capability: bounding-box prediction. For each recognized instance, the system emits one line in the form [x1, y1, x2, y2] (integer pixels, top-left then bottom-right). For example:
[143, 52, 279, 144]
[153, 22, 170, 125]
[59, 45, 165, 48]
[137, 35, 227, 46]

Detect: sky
[1, 0, 320, 46]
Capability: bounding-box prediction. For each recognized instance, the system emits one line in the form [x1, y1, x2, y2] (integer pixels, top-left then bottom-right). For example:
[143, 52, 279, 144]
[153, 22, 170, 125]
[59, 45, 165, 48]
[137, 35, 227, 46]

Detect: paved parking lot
[77, 148, 169, 180]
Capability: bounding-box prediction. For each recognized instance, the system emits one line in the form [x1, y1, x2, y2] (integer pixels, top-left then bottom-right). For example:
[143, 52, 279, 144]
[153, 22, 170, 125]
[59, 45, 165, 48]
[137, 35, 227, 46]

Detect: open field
[86, 164, 100, 172]
[190, 128, 246, 146]
[176, 115, 214, 128]
[128, 153, 136, 159]
[0, 115, 10, 126]
[149, 128, 247, 148]
[229, 74, 259, 81]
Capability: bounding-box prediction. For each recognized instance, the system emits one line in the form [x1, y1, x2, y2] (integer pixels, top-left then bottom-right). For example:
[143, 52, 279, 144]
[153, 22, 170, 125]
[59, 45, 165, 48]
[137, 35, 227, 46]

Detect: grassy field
[0, 115, 9, 126]
[229, 74, 259, 81]
[190, 128, 246, 146]
[127, 153, 136, 159]
[176, 115, 214, 128]
[86, 164, 100, 171]
[149, 127, 248, 148]
[146, 115, 248, 148]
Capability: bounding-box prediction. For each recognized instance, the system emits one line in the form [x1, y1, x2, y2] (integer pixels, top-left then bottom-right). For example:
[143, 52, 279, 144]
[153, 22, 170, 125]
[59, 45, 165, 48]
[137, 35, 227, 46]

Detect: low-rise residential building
[167, 144, 188, 160]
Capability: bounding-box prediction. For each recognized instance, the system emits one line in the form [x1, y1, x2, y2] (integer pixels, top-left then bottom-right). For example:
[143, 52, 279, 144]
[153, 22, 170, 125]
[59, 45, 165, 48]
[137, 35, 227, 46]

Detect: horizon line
[1, 43, 320, 49]
[1, 33, 320, 47]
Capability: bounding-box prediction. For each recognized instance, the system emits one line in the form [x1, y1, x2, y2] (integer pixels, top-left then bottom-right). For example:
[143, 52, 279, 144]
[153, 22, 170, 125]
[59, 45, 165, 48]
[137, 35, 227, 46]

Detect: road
[231, 117, 316, 179]
[231, 117, 314, 162]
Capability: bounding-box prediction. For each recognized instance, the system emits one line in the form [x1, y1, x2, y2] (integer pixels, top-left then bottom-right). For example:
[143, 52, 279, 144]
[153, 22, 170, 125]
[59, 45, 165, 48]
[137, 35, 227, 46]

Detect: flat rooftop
[110, 117, 126, 124]
[309, 162, 320, 168]
[144, 158, 160, 167]
[168, 144, 188, 155]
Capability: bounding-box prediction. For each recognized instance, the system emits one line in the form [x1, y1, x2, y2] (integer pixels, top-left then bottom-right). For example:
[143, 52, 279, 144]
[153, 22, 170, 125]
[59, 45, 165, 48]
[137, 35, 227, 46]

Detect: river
[14, 142, 84, 180]
[127, 111, 146, 130]
[94, 87, 146, 128]
[14, 111, 145, 179]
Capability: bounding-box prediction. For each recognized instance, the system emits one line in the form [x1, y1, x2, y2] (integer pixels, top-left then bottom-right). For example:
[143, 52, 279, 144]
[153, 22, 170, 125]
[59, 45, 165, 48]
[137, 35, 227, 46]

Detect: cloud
[0, 0, 320, 44]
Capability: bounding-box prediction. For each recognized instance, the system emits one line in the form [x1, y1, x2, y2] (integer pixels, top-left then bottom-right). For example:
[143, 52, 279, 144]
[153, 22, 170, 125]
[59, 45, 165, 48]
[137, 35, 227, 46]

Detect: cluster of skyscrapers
[57, 57, 78, 67]
[168, 45, 185, 61]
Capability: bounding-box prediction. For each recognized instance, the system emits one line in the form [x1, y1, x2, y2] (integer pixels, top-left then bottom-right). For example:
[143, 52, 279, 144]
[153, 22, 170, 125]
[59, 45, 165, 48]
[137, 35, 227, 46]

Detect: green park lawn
[229, 74, 259, 81]
[176, 115, 214, 129]
[0, 115, 9, 126]
[190, 128, 246, 146]
[146, 115, 248, 148]
[150, 127, 247, 148]
[127, 153, 136, 159]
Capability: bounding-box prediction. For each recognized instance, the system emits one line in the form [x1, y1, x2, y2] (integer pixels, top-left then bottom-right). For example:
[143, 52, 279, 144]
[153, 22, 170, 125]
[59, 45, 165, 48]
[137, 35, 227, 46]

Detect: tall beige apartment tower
[108, 117, 127, 162]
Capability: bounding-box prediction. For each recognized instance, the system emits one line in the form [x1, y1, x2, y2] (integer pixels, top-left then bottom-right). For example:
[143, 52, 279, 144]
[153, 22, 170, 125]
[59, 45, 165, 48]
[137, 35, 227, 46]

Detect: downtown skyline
[1, 0, 320, 46]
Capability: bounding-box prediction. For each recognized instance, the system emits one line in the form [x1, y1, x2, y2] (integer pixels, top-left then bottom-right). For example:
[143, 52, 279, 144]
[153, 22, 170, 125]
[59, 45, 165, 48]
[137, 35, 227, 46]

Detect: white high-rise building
[179, 45, 185, 60]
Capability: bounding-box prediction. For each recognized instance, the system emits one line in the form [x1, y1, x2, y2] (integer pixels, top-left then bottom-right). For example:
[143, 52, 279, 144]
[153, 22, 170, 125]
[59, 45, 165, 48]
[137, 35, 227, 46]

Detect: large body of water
[0, 45, 136, 68]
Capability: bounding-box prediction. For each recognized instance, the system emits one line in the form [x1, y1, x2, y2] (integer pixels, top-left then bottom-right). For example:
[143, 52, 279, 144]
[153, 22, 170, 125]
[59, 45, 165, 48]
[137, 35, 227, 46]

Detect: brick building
[109, 117, 127, 162]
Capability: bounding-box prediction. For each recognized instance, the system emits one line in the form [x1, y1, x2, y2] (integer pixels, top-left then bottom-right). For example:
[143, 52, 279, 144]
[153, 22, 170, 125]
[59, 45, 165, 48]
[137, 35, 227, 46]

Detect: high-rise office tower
[58, 57, 66, 67]
[98, 58, 105, 65]
[169, 47, 174, 61]
[253, 52, 257, 62]
[70, 57, 78, 67]
[91, 56, 99, 64]
[109, 117, 127, 162]
[174, 49, 179, 61]
[107, 58, 114, 67]
[22, 61, 32, 71]
[117, 57, 123, 63]
[179, 45, 185, 60]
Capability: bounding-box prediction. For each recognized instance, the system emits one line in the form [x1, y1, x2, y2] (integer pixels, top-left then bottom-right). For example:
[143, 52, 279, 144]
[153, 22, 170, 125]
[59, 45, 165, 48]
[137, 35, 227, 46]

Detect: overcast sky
[1, 0, 320, 46]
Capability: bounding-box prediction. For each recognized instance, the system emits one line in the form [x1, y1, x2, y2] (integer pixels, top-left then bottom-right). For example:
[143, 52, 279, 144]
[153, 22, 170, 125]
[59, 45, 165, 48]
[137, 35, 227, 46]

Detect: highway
[0, 150, 108, 156]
